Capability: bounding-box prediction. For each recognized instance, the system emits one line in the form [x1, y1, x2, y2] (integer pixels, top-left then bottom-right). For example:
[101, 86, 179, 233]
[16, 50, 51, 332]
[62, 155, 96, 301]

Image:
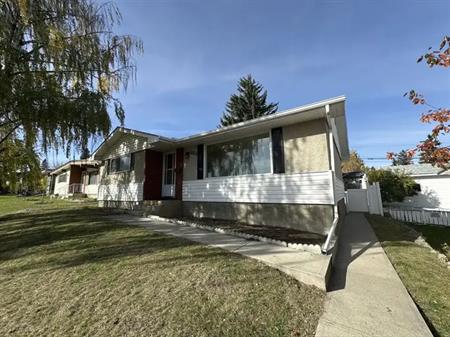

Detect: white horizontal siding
[98, 183, 143, 202]
[334, 174, 345, 202]
[54, 181, 68, 196]
[84, 184, 98, 197]
[183, 171, 334, 204]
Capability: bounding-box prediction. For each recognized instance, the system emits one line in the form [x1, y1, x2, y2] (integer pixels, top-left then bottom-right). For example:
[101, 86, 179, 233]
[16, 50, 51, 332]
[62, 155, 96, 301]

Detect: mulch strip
[180, 217, 326, 245]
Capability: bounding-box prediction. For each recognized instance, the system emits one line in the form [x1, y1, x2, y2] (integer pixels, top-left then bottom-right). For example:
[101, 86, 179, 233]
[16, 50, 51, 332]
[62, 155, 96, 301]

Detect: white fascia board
[176, 96, 346, 144]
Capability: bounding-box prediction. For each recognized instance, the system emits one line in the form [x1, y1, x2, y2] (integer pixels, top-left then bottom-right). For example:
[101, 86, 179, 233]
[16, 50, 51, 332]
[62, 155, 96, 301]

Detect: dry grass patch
[0, 202, 325, 337]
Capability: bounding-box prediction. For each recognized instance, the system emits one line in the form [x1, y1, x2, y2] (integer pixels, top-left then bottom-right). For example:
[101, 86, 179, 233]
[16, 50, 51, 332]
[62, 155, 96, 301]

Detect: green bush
[366, 168, 418, 203]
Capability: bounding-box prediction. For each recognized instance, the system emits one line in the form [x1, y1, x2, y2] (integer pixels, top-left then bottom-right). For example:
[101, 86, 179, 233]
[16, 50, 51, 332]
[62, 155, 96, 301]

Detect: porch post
[175, 148, 184, 200]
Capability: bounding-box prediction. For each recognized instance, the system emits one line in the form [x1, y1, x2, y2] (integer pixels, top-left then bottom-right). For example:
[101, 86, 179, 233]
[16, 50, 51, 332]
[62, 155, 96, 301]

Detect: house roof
[384, 164, 448, 177]
[91, 96, 349, 160]
[49, 159, 100, 176]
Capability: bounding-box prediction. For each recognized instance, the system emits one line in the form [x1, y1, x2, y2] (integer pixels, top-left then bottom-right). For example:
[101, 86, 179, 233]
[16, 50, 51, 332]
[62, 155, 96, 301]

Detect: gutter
[322, 104, 340, 254]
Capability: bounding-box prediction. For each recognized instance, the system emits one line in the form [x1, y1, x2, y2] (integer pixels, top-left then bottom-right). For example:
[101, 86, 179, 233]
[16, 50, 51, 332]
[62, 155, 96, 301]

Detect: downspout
[322, 105, 339, 254]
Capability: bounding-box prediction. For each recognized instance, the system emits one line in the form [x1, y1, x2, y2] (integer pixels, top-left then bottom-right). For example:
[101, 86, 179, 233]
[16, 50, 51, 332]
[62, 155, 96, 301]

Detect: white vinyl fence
[345, 182, 383, 215]
[385, 207, 450, 226]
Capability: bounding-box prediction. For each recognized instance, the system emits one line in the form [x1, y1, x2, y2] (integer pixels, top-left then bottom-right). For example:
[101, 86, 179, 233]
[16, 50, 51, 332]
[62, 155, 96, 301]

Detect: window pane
[206, 134, 271, 177]
[88, 173, 98, 185]
[58, 173, 67, 183]
[164, 169, 173, 184]
[164, 154, 174, 184]
[120, 155, 131, 171]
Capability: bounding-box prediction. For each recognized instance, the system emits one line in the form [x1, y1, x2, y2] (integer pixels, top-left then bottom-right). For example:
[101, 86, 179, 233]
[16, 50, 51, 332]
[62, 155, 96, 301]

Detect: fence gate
[345, 182, 383, 215]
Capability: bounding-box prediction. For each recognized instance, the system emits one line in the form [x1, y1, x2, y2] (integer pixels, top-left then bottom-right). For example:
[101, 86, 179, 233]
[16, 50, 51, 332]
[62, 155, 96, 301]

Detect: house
[48, 159, 100, 198]
[386, 164, 450, 210]
[92, 96, 350, 251]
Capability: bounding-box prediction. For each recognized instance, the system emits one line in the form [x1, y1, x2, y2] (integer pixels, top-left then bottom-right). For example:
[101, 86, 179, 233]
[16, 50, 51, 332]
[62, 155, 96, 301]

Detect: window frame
[204, 132, 273, 178]
[88, 172, 98, 185]
[57, 172, 67, 183]
[107, 153, 134, 175]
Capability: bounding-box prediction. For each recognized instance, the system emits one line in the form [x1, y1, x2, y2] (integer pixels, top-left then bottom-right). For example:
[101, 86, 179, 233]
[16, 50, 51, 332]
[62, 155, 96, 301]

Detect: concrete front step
[142, 200, 182, 218]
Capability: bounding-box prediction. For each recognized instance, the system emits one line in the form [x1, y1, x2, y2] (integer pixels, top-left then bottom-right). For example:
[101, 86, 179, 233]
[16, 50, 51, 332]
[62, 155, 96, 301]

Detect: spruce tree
[219, 75, 278, 127]
[392, 150, 413, 166]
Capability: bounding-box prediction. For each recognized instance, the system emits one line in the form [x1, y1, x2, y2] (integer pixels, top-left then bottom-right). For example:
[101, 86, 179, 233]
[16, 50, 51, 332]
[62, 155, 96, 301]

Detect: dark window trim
[271, 127, 285, 174]
[107, 153, 133, 174]
[197, 144, 204, 179]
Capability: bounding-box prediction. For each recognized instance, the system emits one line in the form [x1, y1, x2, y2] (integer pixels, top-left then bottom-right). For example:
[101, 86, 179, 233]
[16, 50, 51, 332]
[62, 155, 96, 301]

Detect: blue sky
[54, 0, 450, 167]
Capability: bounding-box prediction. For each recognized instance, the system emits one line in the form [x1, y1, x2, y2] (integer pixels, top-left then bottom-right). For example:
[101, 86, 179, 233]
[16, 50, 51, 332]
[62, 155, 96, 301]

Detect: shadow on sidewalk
[327, 213, 377, 292]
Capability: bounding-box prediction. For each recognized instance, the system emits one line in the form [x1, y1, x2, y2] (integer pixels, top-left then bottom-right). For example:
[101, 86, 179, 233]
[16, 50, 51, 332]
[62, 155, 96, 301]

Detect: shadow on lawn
[0, 208, 231, 273]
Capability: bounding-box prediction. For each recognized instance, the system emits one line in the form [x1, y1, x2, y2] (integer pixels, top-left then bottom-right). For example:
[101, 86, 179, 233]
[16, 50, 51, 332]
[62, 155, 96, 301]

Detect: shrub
[366, 168, 418, 203]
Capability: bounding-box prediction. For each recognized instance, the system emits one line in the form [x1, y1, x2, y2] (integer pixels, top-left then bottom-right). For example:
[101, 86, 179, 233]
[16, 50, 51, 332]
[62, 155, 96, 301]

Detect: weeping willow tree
[0, 0, 143, 155]
[0, 135, 44, 193]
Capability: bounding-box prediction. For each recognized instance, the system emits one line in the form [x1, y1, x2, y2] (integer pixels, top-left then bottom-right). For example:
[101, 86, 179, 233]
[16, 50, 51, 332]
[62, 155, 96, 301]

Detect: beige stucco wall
[98, 150, 146, 185]
[283, 119, 330, 173]
[183, 146, 197, 181]
[182, 201, 333, 235]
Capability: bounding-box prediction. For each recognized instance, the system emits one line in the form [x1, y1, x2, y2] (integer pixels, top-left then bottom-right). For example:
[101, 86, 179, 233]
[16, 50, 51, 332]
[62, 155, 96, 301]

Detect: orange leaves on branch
[388, 36, 450, 169]
[417, 36, 450, 68]
[404, 90, 425, 105]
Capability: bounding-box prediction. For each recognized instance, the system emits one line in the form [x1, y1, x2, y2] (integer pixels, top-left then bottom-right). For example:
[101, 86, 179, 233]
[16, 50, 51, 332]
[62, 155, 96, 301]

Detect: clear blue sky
[54, 0, 450, 167]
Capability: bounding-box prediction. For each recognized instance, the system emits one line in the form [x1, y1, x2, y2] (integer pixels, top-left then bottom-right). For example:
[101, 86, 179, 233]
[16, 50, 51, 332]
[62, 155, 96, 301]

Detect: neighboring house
[48, 160, 100, 198]
[386, 164, 450, 210]
[92, 96, 350, 248]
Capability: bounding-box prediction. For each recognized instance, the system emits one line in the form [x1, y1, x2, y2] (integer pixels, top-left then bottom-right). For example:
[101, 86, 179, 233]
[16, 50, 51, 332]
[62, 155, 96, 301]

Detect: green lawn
[411, 224, 450, 259]
[0, 196, 325, 337]
[0, 195, 96, 215]
[366, 215, 450, 337]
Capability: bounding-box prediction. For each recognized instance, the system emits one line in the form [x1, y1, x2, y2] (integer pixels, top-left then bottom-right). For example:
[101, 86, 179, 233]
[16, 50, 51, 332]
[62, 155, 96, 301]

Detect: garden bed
[154, 216, 327, 254]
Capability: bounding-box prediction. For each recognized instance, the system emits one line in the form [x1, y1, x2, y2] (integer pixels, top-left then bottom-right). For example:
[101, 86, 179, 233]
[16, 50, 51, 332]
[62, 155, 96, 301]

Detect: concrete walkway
[315, 213, 432, 337]
[107, 214, 331, 290]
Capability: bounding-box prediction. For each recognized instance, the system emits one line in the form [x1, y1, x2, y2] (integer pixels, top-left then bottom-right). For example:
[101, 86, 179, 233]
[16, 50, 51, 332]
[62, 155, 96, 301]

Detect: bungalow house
[48, 159, 100, 198]
[92, 96, 349, 252]
[386, 164, 450, 210]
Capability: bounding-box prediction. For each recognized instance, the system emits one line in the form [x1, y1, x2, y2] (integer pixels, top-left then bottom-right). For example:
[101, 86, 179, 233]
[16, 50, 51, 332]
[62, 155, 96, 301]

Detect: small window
[88, 172, 98, 185]
[108, 154, 133, 174]
[58, 173, 67, 183]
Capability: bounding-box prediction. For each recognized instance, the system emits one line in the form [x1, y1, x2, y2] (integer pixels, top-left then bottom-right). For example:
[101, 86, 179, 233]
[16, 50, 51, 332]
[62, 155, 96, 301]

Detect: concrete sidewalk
[315, 213, 432, 337]
[107, 214, 332, 290]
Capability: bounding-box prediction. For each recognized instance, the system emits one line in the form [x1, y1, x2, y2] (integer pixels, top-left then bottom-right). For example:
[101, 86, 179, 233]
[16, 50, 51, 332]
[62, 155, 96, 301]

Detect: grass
[0, 196, 325, 337]
[366, 215, 450, 337]
[0, 195, 96, 215]
[410, 224, 450, 259]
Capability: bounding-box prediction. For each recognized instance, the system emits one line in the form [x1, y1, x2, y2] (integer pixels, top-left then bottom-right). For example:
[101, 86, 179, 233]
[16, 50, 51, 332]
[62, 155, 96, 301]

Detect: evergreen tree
[0, 0, 143, 155]
[80, 147, 90, 160]
[392, 150, 413, 166]
[219, 75, 278, 127]
[41, 159, 49, 171]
